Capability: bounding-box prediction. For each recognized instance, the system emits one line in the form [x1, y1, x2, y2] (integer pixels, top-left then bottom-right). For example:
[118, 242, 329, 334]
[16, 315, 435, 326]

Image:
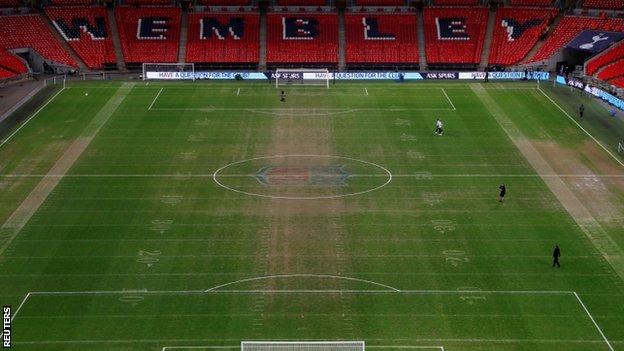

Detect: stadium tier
[266, 13, 338, 65]
[48, 0, 94, 6]
[597, 59, 624, 81]
[609, 76, 624, 88]
[200, 0, 249, 5]
[185, 13, 259, 64]
[0, 50, 28, 76]
[0, 0, 21, 6]
[345, 13, 418, 65]
[0, 14, 76, 66]
[531, 16, 624, 62]
[585, 40, 624, 75]
[433, 0, 479, 5]
[582, 0, 624, 10]
[277, 0, 326, 5]
[354, 0, 404, 6]
[423, 6, 488, 65]
[488, 7, 557, 66]
[508, 0, 553, 6]
[114, 6, 181, 64]
[45, 7, 116, 69]
[0, 67, 17, 78]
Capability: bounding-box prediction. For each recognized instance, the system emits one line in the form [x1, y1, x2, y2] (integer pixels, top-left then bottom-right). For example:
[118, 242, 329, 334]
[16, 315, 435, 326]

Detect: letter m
[200, 17, 244, 40]
[53, 17, 107, 41]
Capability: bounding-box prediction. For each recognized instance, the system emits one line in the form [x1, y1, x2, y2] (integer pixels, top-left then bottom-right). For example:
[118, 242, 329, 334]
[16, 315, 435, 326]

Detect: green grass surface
[0, 80, 623, 351]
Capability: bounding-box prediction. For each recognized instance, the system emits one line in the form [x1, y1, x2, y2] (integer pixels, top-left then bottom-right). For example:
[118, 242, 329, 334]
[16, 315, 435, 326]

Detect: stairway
[417, 9, 427, 70]
[259, 8, 267, 71]
[338, 8, 346, 71]
[178, 9, 189, 63]
[478, 7, 496, 69]
[41, 13, 87, 70]
[107, 7, 126, 71]
[522, 11, 564, 64]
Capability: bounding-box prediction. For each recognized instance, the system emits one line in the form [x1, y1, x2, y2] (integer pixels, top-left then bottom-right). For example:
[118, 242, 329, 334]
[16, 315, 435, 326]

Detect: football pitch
[0, 80, 623, 351]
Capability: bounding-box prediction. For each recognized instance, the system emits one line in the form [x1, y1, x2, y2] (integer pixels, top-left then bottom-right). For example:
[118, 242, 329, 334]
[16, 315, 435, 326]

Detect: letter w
[200, 17, 244, 40]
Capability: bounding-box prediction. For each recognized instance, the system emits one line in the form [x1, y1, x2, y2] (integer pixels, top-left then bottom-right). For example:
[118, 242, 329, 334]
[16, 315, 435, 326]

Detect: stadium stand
[585, 40, 624, 75]
[45, 7, 116, 69]
[200, 0, 249, 5]
[509, 0, 553, 6]
[597, 59, 624, 81]
[354, 0, 404, 5]
[531, 16, 624, 62]
[422, 6, 488, 65]
[277, 0, 326, 5]
[345, 13, 418, 65]
[124, 0, 173, 5]
[582, 0, 624, 10]
[114, 6, 181, 64]
[433, 0, 478, 5]
[185, 13, 259, 64]
[0, 14, 75, 66]
[0, 67, 17, 79]
[0, 50, 28, 75]
[0, 0, 22, 7]
[48, 0, 94, 6]
[488, 7, 557, 66]
[609, 76, 624, 88]
[266, 13, 338, 65]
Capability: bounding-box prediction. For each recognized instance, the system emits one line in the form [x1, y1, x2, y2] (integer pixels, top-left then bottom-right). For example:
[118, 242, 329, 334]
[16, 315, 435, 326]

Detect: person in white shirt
[435, 119, 443, 136]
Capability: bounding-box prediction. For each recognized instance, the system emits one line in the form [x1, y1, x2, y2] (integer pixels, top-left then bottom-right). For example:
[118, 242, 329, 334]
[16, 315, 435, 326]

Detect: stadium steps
[178, 8, 189, 63]
[41, 13, 87, 70]
[338, 8, 346, 70]
[522, 9, 563, 63]
[107, 7, 126, 70]
[259, 7, 267, 70]
[479, 6, 496, 69]
[417, 9, 427, 70]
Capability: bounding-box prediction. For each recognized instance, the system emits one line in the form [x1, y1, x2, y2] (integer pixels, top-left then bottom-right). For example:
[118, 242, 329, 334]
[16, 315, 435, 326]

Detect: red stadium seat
[433, 0, 478, 5]
[277, 0, 326, 5]
[354, 0, 404, 5]
[185, 12, 259, 64]
[585, 40, 624, 75]
[0, 0, 22, 8]
[597, 58, 624, 80]
[582, 0, 624, 10]
[345, 13, 418, 64]
[45, 7, 116, 69]
[508, 0, 553, 6]
[531, 16, 624, 62]
[124, 0, 173, 5]
[609, 76, 624, 88]
[488, 7, 557, 66]
[0, 14, 75, 66]
[48, 0, 94, 6]
[0, 67, 17, 79]
[266, 13, 338, 65]
[0, 50, 28, 75]
[200, 0, 249, 5]
[423, 6, 488, 65]
[114, 6, 181, 64]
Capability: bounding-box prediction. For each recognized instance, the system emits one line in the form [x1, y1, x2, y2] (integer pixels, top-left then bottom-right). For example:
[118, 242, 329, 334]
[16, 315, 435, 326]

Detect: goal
[242, 342, 364, 351]
[275, 68, 330, 88]
[142, 63, 195, 81]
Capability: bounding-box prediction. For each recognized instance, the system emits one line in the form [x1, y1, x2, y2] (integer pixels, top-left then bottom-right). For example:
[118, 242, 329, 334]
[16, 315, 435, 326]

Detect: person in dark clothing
[552, 245, 561, 267]
[579, 104, 585, 119]
[280, 90, 286, 103]
[498, 184, 506, 202]
[484, 68, 489, 83]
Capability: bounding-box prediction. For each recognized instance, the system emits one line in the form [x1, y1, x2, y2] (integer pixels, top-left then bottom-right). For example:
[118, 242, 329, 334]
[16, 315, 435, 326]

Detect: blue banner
[567, 30, 624, 53]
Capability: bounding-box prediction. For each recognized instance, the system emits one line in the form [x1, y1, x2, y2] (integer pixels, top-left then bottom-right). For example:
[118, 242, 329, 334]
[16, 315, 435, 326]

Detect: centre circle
[212, 155, 392, 200]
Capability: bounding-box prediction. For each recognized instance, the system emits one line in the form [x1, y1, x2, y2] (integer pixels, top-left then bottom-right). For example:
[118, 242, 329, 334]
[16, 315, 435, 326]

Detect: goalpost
[242, 341, 365, 351]
[275, 68, 331, 88]
[142, 63, 195, 81]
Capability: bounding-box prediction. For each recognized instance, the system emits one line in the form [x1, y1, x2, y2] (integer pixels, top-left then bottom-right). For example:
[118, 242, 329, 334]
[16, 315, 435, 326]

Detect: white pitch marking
[0, 88, 66, 149]
[11, 292, 31, 322]
[441, 88, 456, 111]
[204, 274, 401, 292]
[237, 88, 240, 96]
[573, 292, 615, 351]
[148, 88, 164, 111]
[365, 87, 368, 96]
[538, 87, 624, 168]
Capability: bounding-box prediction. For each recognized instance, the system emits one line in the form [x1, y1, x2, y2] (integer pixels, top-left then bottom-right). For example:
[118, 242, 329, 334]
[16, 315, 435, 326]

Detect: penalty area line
[148, 88, 164, 111]
[574, 292, 615, 351]
[441, 88, 456, 111]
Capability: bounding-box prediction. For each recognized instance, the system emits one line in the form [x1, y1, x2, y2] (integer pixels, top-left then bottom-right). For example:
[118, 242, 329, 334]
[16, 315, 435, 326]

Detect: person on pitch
[552, 245, 561, 267]
[498, 184, 506, 202]
[280, 90, 286, 103]
[435, 119, 444, 136]
[579, 104, 585, 119]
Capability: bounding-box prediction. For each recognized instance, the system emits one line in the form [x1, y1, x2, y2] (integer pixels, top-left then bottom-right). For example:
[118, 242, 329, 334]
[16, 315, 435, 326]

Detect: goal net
[242, 342, 364, 351]
[275, 68, 330, 88]
[142, 63, 195, 81]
